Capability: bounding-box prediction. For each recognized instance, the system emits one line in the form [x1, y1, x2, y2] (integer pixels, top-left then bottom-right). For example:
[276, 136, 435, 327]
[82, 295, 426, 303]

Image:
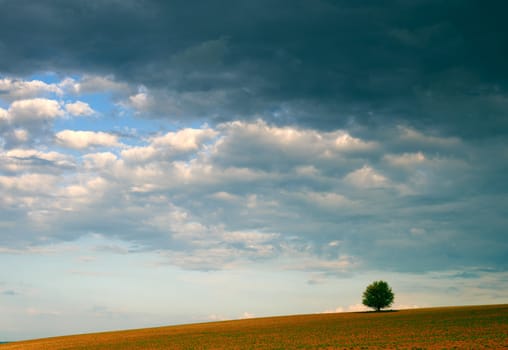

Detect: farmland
[2, 304, 507, 349]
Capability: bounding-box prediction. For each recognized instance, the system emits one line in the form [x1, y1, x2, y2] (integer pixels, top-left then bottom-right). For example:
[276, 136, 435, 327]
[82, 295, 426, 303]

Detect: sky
[0, 0, 507, 341]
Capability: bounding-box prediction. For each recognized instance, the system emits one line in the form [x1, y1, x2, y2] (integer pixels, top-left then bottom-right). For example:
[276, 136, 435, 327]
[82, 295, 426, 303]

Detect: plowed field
[2, 304, 507, 349]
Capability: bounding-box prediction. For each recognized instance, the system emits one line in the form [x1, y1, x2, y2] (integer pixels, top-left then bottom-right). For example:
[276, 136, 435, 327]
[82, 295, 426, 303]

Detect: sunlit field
[2, 304, 507, 349]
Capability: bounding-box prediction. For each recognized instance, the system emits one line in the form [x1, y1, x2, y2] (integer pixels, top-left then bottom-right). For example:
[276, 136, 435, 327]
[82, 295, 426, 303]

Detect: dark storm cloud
[1, 0, 507, 136]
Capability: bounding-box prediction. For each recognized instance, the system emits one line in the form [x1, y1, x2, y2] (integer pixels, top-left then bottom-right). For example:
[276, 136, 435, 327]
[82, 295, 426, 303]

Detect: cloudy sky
[1, 0, 507, 340]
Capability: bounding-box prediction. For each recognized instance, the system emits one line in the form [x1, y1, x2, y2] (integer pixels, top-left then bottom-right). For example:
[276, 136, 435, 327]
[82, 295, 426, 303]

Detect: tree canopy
[362, 280, 394, 311]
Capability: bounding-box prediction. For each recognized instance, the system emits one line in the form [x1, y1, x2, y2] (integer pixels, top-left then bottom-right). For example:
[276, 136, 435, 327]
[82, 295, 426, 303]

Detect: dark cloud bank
[1, 0, 508, 136]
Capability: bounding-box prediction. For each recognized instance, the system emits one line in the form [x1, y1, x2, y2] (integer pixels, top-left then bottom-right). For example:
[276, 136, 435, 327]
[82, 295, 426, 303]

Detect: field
[2, 304, 507, 349]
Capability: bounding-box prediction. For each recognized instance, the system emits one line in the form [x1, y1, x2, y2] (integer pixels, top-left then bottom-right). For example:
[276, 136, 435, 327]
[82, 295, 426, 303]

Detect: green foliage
[362, 280, 395, 311]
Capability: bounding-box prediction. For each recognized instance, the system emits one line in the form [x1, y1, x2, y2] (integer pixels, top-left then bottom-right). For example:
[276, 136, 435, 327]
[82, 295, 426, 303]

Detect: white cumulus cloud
[343, 165, 390, 189]
[151, 127, 218, 152]
[7, 98, 64, 122]
[0, 78, 62, 100]
[65, 101, 95, 116]
[55, 130, 121, 149]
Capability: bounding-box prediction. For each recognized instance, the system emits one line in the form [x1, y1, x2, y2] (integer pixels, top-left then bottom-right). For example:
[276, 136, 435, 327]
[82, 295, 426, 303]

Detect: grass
[1, 304, 507, 349]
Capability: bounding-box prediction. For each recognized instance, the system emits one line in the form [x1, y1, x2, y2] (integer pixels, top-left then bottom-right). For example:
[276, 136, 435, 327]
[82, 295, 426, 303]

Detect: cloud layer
[0, 76, 506, 275]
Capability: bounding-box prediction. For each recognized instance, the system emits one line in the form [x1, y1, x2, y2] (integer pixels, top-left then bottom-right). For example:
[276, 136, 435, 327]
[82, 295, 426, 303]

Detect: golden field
[2, 304, 507, 349]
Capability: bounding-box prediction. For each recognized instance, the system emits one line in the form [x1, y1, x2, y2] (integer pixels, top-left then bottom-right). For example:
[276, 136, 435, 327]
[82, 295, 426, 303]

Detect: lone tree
[362, 280, 394, 311]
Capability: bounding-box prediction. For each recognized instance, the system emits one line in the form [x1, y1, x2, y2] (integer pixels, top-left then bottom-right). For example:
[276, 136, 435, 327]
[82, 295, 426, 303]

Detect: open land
[1, 304, 507, 349]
